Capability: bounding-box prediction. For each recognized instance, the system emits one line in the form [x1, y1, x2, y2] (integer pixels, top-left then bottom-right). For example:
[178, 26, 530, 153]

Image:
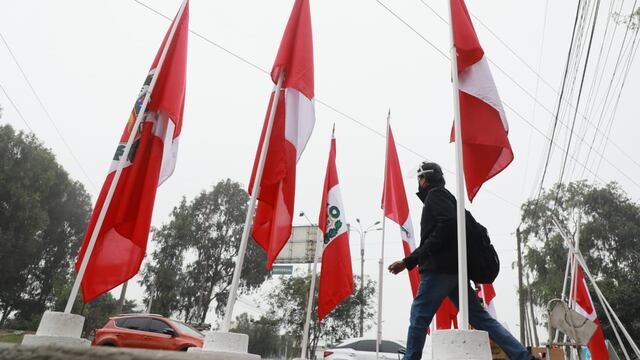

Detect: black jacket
[403, 184, 458, 274]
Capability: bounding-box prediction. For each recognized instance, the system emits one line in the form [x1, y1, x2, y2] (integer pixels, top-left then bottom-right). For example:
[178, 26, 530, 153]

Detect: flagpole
[222, 70, 285, 332]
[446, 0, 469, 329]
[376, 110, 391, 359]
[301, 227, 322, 359]
[301, 120, 334, 358]
[552, 220, 634, 359]
[568, 212, 581, 311]
[63, 0, 188, 314]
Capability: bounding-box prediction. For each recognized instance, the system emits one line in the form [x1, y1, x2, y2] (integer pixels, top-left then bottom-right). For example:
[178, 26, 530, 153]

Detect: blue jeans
[404, 271, 530, 360]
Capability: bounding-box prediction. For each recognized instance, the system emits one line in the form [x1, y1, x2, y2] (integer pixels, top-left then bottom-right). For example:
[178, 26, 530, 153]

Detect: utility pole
[359, 229, 365, 338]
[516, 227, 526, 344]
[352, 218, 381, 338]
[116, 281, 128, 314]
[526, 275, 539, 346]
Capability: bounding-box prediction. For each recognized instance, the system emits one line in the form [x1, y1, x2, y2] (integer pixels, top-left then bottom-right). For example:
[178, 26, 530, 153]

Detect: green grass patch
[0, 333, 24, 343]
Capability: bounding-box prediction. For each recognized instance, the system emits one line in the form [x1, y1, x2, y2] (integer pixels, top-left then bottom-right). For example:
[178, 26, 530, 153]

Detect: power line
[556, 0, 602, 191]
[132, 0, 521, 208]
[0, 32, 98, 192]
[416, 0, 640, 178]
[374, 0, 639, 190]
[522, 0, 550, 201]
[0, 81, 35, 133]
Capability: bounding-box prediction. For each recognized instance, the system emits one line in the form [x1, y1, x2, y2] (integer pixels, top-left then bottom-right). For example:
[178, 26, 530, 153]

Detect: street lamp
[349, 218, 382, 338]
[299, 211, 315, 227]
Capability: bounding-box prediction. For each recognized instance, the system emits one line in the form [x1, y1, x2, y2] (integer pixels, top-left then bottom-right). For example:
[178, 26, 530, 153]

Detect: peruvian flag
[450, 0, 513, 202]
[573, 266, 610, 359]
[382, 124, 459, 332]
[477, 283, 497, 319]
[318, 135, 353, 320]
[382, 124, 419, 297]
[436, 298, 459, 330]
[249, 0, 315, 269]
[76, 1, 188, 302]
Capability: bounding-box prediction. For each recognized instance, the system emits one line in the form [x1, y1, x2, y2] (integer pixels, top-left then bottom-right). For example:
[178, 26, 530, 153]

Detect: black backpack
[464, 211, 500, 284]
[429, 188, 500, 284]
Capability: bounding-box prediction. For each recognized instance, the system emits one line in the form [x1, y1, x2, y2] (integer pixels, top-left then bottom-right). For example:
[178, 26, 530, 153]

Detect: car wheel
[179, 347, 191, 352]
[101, 343, 116, 347]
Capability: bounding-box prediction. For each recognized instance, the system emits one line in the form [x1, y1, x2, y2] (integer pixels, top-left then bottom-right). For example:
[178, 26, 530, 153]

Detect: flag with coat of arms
[318, 132, 353, 320]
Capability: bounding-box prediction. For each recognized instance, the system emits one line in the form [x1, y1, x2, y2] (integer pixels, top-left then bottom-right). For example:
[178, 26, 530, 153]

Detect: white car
[324, 338, 406, 360]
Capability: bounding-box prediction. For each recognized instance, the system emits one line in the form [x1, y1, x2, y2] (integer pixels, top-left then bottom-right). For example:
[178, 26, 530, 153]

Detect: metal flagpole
[553, 218, 636, 359]
[591, 280, 631, 360]
[516, 228, 526, 343]
[446, 0, 470, 329]
[63, 0, 188, 314]
[554, 249, 571, 343]
[301, 227, 322, 359]
[574, 252, 640, 358]
[376, 110, 391, 359]
[221, 71, 285, 332]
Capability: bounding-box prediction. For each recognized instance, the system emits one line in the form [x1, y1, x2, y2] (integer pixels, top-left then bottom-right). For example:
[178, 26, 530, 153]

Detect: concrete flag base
[432, 329, 492, 360]
[188, 331, 259, 360]
[21, 311, 91, 347]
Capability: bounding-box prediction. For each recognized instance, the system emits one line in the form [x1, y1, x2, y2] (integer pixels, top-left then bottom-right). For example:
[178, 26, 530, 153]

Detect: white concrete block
[432, 329, 492, 360]
[21, 334, 91, 347]
[191, 331, 249, 353]
[21, 311, 90, 347]
[36, 311, 85, 337]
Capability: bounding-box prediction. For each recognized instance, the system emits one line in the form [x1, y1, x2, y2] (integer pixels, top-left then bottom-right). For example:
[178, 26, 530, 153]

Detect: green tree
[267, 274, 376, 359]
[231, 313, 283, 357]
[0, 124, 92, 327]
[520, 181, 640, 352]
[141, 179, 269, 324]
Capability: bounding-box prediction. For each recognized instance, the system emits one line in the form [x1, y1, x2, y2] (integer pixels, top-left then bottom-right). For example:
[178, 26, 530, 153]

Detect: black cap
[417, 162, 442, 177]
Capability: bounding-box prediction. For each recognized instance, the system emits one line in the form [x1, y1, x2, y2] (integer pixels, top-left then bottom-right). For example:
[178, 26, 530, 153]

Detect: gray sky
[1, 0, 639, 344]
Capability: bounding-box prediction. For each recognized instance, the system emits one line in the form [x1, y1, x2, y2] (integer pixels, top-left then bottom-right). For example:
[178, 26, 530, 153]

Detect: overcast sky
[2, 0, 639, 347]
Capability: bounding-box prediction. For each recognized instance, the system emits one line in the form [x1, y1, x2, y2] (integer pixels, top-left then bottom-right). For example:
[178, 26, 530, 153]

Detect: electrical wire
[556, 0, 602, 195]
[0, 81, 35, 133]
[0, 32, 98, 192]
[132, 0, 522, 209]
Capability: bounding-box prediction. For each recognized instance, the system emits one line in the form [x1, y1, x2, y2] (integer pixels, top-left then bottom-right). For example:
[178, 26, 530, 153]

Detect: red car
[92, 314, 204, 351]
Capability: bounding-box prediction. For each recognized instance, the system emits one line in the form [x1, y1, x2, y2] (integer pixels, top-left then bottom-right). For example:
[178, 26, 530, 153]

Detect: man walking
[388, 162, 532, 360]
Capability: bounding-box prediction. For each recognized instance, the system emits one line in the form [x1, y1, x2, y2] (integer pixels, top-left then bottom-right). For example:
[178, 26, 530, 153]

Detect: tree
[267, 274, 376, 359]
[231, 313, 283, 357]
[0, 124, 92, 327]
[140, 179, 269, 324]
[520, 181, 640, 353]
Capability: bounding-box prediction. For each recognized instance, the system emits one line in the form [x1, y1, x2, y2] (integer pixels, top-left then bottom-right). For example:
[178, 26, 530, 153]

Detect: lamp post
[350, 218, 382, 338]
[299, 211, 320, 360]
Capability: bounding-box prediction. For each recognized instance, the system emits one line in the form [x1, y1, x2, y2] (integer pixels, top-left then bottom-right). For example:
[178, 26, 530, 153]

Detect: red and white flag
[382, 124, 459, 332]
[478, 283, 497, 319]
[76, 1, 188, 302]
[382, 124, 420, 297]
[573, 266, 610, 359]
[450, 0, 513, 202]
[249, 0, 315, 269]
[318, 135, 353, 320]
[436, 298, 459, 330]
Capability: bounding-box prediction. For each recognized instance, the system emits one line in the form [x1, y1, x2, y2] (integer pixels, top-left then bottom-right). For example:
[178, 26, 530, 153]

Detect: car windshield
[169, 319, 203, 338]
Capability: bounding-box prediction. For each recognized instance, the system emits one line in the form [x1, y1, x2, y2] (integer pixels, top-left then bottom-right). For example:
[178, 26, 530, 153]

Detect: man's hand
[388, 260, 406, 274]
